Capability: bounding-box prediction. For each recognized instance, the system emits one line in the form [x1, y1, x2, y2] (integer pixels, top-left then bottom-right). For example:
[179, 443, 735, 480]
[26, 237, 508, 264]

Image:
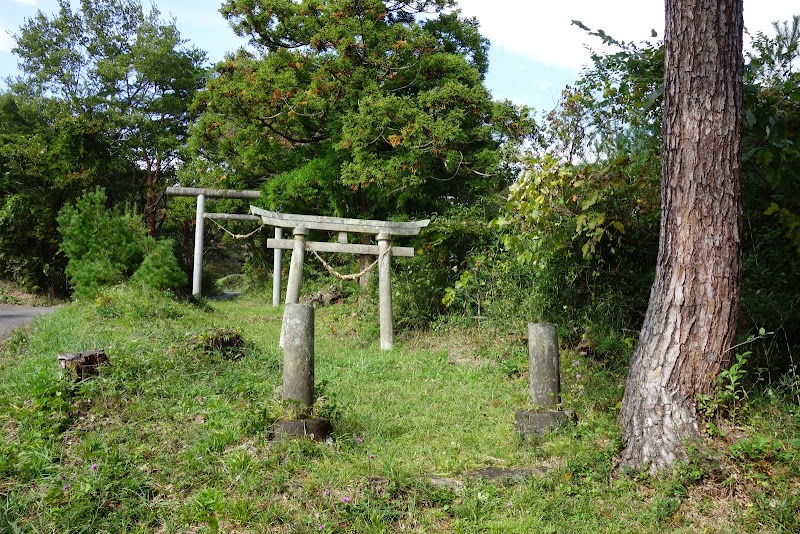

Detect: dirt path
[0, 305, 59, 341]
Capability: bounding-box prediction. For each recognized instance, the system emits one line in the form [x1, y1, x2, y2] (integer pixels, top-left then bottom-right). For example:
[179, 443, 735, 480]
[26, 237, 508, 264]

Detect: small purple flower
[507, 501, 514, 508]
[62, 484, 71, 492]
[575, 374, 582, 380]
[355, 437, 362, 444]
[572, 360, 580, 367]
[342, 497, 350, 504]
[322, 489, 330, 498]
[90, 463, 98, 471]
[369, 454, 376, 460]
[318, 525, 325, 532]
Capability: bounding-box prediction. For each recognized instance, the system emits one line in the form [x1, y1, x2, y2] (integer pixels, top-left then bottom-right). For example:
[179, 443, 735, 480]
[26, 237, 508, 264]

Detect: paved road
[0, 305, 59, 341]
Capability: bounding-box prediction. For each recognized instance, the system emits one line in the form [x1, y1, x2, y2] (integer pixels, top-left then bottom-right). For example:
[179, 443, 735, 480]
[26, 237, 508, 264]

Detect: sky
[1, 0, 798, 113]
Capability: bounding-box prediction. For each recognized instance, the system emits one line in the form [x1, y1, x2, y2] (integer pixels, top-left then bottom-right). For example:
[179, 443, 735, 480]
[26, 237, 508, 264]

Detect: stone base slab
[270, 418, 332, 442]
[515, 410, 577, 438]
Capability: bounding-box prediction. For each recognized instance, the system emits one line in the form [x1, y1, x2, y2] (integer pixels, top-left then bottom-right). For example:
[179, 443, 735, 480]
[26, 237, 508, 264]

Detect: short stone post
[377, 232, 393, 351]
[282, 304, 315, 410]
[192, 194, 206, 296]
[515, 323, 576, 438]
[528, 323, 560, 407]
[272, 227, 283, 307]
[271, 303, 332, 441]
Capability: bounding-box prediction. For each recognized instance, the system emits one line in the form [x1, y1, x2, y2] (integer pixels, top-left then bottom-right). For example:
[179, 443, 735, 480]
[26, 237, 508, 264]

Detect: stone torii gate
[166, 187, 263, 297]
[250, 206, 429, 351]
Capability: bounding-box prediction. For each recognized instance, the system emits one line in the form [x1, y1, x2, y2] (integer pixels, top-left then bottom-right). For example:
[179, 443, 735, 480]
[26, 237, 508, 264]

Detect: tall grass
[1, 285, 798, 532]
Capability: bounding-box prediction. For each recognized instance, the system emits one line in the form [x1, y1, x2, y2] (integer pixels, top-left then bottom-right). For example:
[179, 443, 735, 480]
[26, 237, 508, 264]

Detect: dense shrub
[58, 188, 187, 298]
[499, 148, 660, 343]
[57, 188, 146, 299]
[393, 206, 501, 329]
[131, 239, 187, 292]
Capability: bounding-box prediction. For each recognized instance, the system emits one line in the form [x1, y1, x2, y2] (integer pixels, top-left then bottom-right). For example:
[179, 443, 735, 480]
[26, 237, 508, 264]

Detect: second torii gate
[250, 206, 429, 351]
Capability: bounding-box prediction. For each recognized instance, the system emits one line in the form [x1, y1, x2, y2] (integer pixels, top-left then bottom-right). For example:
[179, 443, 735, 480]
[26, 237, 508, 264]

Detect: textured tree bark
[619, 0, 743, 472]
[146, 165, 160, 238]
[357, 233, 376, 290]
[357, 190, 375, 289]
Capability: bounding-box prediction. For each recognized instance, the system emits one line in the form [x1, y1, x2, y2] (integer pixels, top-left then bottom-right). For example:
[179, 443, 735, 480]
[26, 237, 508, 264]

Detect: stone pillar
[285, 226, 308, 305]
[192, 194, 205, 296]
[528, 323, 560, 407]
[272, 227, 283, 307]
[377, 232, 393, 351]
[271, 304, 331, 442]
[282, 303, 315, 412]
[515, 323, 575, 438]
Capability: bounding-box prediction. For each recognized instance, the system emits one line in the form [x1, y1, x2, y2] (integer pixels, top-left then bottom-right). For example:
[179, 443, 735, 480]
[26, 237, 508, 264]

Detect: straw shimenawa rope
[206, 216, 265, 239]
[306, 243, 391, 281]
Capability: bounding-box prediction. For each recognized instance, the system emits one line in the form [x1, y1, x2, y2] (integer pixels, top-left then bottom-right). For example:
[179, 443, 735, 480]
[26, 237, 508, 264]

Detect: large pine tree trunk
[618, 0, 743, 472]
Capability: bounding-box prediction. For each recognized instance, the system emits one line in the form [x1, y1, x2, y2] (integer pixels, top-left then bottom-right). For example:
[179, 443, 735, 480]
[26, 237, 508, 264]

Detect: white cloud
[456, 0, 661, 69]
[456, 0, 798, 70]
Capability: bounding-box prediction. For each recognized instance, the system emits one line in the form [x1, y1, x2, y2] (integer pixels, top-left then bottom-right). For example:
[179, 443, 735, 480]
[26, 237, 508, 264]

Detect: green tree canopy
[188, 0, 533, 219]
[10, 0, 207, 235]
[0, 92, 133, 293]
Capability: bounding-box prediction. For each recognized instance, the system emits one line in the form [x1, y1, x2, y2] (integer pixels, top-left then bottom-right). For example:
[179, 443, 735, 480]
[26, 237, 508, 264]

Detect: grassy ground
[1, 286, 798, 532]
[0, 280, 61, 306]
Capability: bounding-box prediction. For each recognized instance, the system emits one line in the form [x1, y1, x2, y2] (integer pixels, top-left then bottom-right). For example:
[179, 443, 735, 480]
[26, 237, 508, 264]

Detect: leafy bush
[58, 188, 188, 298]
[497, 149, 660, 347]
[131, 238, 187, 292]
[393, 206, 500, 329]
[57, 188, 146, 299]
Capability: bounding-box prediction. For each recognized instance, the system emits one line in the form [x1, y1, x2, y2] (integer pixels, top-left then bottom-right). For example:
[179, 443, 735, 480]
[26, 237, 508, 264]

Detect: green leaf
[581, 192, 599, 210]
[442, 287, 456, 306]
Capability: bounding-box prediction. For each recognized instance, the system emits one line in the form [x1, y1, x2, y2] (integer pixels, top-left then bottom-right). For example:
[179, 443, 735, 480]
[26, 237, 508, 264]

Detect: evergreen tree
[188, 0, 532, 219]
